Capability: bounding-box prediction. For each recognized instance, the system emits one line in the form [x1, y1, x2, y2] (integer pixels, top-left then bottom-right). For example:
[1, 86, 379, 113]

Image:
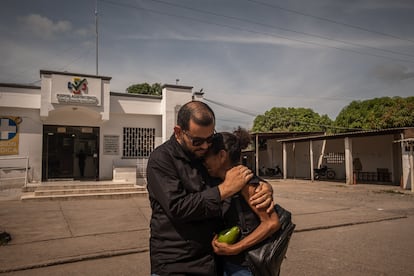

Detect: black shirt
[147, 135, 223, 275]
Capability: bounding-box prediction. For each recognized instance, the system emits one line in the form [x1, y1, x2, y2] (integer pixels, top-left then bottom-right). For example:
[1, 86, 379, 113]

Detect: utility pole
[95, 0, 99, 75]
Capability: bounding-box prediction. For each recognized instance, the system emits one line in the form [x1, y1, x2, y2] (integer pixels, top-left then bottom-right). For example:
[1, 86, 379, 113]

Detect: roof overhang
[278, 127, 414, 143]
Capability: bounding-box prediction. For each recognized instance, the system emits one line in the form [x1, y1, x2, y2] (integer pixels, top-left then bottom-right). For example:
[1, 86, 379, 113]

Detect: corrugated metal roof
[277, 127, 414, 142]
[250, 131, 324, 139]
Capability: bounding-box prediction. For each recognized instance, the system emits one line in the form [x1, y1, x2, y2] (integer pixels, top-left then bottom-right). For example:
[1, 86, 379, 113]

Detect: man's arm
[147, 155, 222, 223]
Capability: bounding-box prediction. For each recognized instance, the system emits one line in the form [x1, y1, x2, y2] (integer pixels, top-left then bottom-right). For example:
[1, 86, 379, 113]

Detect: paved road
[0, 180, 413, 275]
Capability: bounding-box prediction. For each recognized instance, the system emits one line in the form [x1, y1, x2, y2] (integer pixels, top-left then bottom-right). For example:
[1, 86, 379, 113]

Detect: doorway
[42, 125, 99, 181]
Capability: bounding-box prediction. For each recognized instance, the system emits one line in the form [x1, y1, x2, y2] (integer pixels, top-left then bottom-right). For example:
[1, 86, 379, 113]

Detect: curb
[295, 215, 408, 233]
[0, 247, 149, 273]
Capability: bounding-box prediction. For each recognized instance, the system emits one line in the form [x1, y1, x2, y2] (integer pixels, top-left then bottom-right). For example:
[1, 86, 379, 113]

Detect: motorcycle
[260, 165, 283, 177]
[314, 165, 335, 180]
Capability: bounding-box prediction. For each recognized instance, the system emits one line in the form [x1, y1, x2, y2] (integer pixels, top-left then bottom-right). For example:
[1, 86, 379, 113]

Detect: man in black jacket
[147, 101, 272, 275]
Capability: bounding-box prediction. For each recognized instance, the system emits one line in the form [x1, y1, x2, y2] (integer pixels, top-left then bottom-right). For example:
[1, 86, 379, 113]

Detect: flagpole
[95, 0, 99, 75]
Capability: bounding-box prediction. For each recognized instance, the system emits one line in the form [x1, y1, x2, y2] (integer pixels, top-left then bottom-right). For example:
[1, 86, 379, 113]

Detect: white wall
[322, 139, 345, 179]
[352, 135, 394, 172]
[110, 94, 162, 115]
[0, 86, 40, 109]
[161, 86, 193, 143]
[0, 107, 43, 182]
[100, 113, 162, 180]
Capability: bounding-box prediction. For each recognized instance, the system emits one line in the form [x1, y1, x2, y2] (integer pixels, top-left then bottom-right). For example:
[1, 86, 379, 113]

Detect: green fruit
[217, 226, 241, 244]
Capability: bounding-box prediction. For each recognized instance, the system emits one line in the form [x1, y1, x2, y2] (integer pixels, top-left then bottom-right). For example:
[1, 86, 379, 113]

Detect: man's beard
[181, 140, 205, 160]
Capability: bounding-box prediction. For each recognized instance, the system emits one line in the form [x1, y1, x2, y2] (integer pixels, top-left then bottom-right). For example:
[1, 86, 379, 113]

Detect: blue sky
[1, 0, 414, 131]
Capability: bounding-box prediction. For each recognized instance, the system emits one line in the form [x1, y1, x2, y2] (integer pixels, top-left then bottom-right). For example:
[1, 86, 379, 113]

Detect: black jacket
[147, 135, 223, 275]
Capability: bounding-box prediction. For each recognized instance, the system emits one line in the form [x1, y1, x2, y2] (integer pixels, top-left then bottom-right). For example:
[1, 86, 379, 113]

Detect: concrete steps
[21, 181, 148, 201]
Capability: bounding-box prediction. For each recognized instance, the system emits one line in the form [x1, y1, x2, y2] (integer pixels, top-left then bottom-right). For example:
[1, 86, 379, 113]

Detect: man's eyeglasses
[183, 130, 216, 147]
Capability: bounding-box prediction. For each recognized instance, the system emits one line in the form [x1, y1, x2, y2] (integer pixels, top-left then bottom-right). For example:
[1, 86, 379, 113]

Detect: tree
[334, 96, 414, 131]
[126, 83, 162, 95]
[252, 107, 333, 132]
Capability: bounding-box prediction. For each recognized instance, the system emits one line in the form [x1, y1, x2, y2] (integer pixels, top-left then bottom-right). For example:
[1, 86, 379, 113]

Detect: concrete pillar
[283, 142, 287, 179]
[344, 137, 353, 185]
[310, 140, 314, 181]
[255, 134, 259, 175]
[410, 147, 414, 192]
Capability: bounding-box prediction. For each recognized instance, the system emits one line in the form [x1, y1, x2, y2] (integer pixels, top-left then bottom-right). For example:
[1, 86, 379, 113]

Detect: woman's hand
[249, 181, 274, 214]
[211, 234, 243, 256]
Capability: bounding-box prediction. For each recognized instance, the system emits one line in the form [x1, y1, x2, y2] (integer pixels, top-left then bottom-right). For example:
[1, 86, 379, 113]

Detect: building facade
[0, 70, 201, 184]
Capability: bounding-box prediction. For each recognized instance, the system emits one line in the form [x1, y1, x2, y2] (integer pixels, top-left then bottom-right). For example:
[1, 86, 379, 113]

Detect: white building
[0, 70, 203, 184]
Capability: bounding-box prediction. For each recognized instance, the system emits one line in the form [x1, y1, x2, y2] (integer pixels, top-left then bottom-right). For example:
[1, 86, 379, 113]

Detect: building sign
[68, 78, 88, 94]
[53, 76, 100, 106]
[56, 94, 98, 105]
[0, 117, 21, 155]
[103, 135, 119, 155]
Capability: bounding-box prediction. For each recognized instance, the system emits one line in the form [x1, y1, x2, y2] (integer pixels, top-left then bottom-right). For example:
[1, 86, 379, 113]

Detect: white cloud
[18, 14, 72, 39]
[123, 31, 321, 49]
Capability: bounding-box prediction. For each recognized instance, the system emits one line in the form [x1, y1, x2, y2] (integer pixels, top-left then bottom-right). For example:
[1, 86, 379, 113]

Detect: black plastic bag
[246, 204, 295, 276]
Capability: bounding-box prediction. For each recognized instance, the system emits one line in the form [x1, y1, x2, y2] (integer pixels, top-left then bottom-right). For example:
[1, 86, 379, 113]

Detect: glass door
[42, 125, 99, 181]
[43, 132, 75, 180]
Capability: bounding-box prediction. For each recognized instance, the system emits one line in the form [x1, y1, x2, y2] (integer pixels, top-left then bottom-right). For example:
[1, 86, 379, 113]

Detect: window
[123, 127, 155, 158]
[323, 152, 345, 164]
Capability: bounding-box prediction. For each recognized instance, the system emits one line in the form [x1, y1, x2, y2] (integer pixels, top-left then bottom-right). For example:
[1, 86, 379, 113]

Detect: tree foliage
[252, 107, 333, 132]
[334, 96, 414, 131]
[126, 83, 162, 95]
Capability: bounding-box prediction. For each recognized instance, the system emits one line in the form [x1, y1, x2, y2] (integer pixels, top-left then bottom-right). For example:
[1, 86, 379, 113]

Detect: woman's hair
[177, 101, 215, 131]
[210, 127, 251, 165]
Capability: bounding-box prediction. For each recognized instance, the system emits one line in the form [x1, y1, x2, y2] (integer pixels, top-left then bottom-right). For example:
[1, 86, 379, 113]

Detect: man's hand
[218, 165, 253, 200]
[250, 181, 274, 213]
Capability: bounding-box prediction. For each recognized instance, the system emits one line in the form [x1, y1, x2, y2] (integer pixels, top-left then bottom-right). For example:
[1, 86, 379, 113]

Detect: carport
[247, 131, 323, 177]
[277, 127, 414, 187]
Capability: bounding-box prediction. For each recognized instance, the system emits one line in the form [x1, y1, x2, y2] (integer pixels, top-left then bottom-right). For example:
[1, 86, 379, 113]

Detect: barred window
[323, 152, 345, 164]
[123, 127, 155, 158]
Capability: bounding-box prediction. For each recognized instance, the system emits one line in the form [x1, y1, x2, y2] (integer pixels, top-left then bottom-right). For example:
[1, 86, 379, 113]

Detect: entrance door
[75, 132, 99, 180]
[42, 125, 99, 181]
[44, 132, 74, 179]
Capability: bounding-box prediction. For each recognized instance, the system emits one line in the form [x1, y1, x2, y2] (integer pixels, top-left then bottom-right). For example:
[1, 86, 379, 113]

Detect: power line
[205, 98, 370, 131]
[145, 0, 414, 59]
[246, 0, 414, 45]
[204, 98, 259, 117]
[212, 92, 361, 102]
[100, 0, 414, 64]
[56, 45, 95, 72]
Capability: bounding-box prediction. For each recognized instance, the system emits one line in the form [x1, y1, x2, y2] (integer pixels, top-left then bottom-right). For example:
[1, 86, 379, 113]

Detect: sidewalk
[0, 180, 412, 274]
